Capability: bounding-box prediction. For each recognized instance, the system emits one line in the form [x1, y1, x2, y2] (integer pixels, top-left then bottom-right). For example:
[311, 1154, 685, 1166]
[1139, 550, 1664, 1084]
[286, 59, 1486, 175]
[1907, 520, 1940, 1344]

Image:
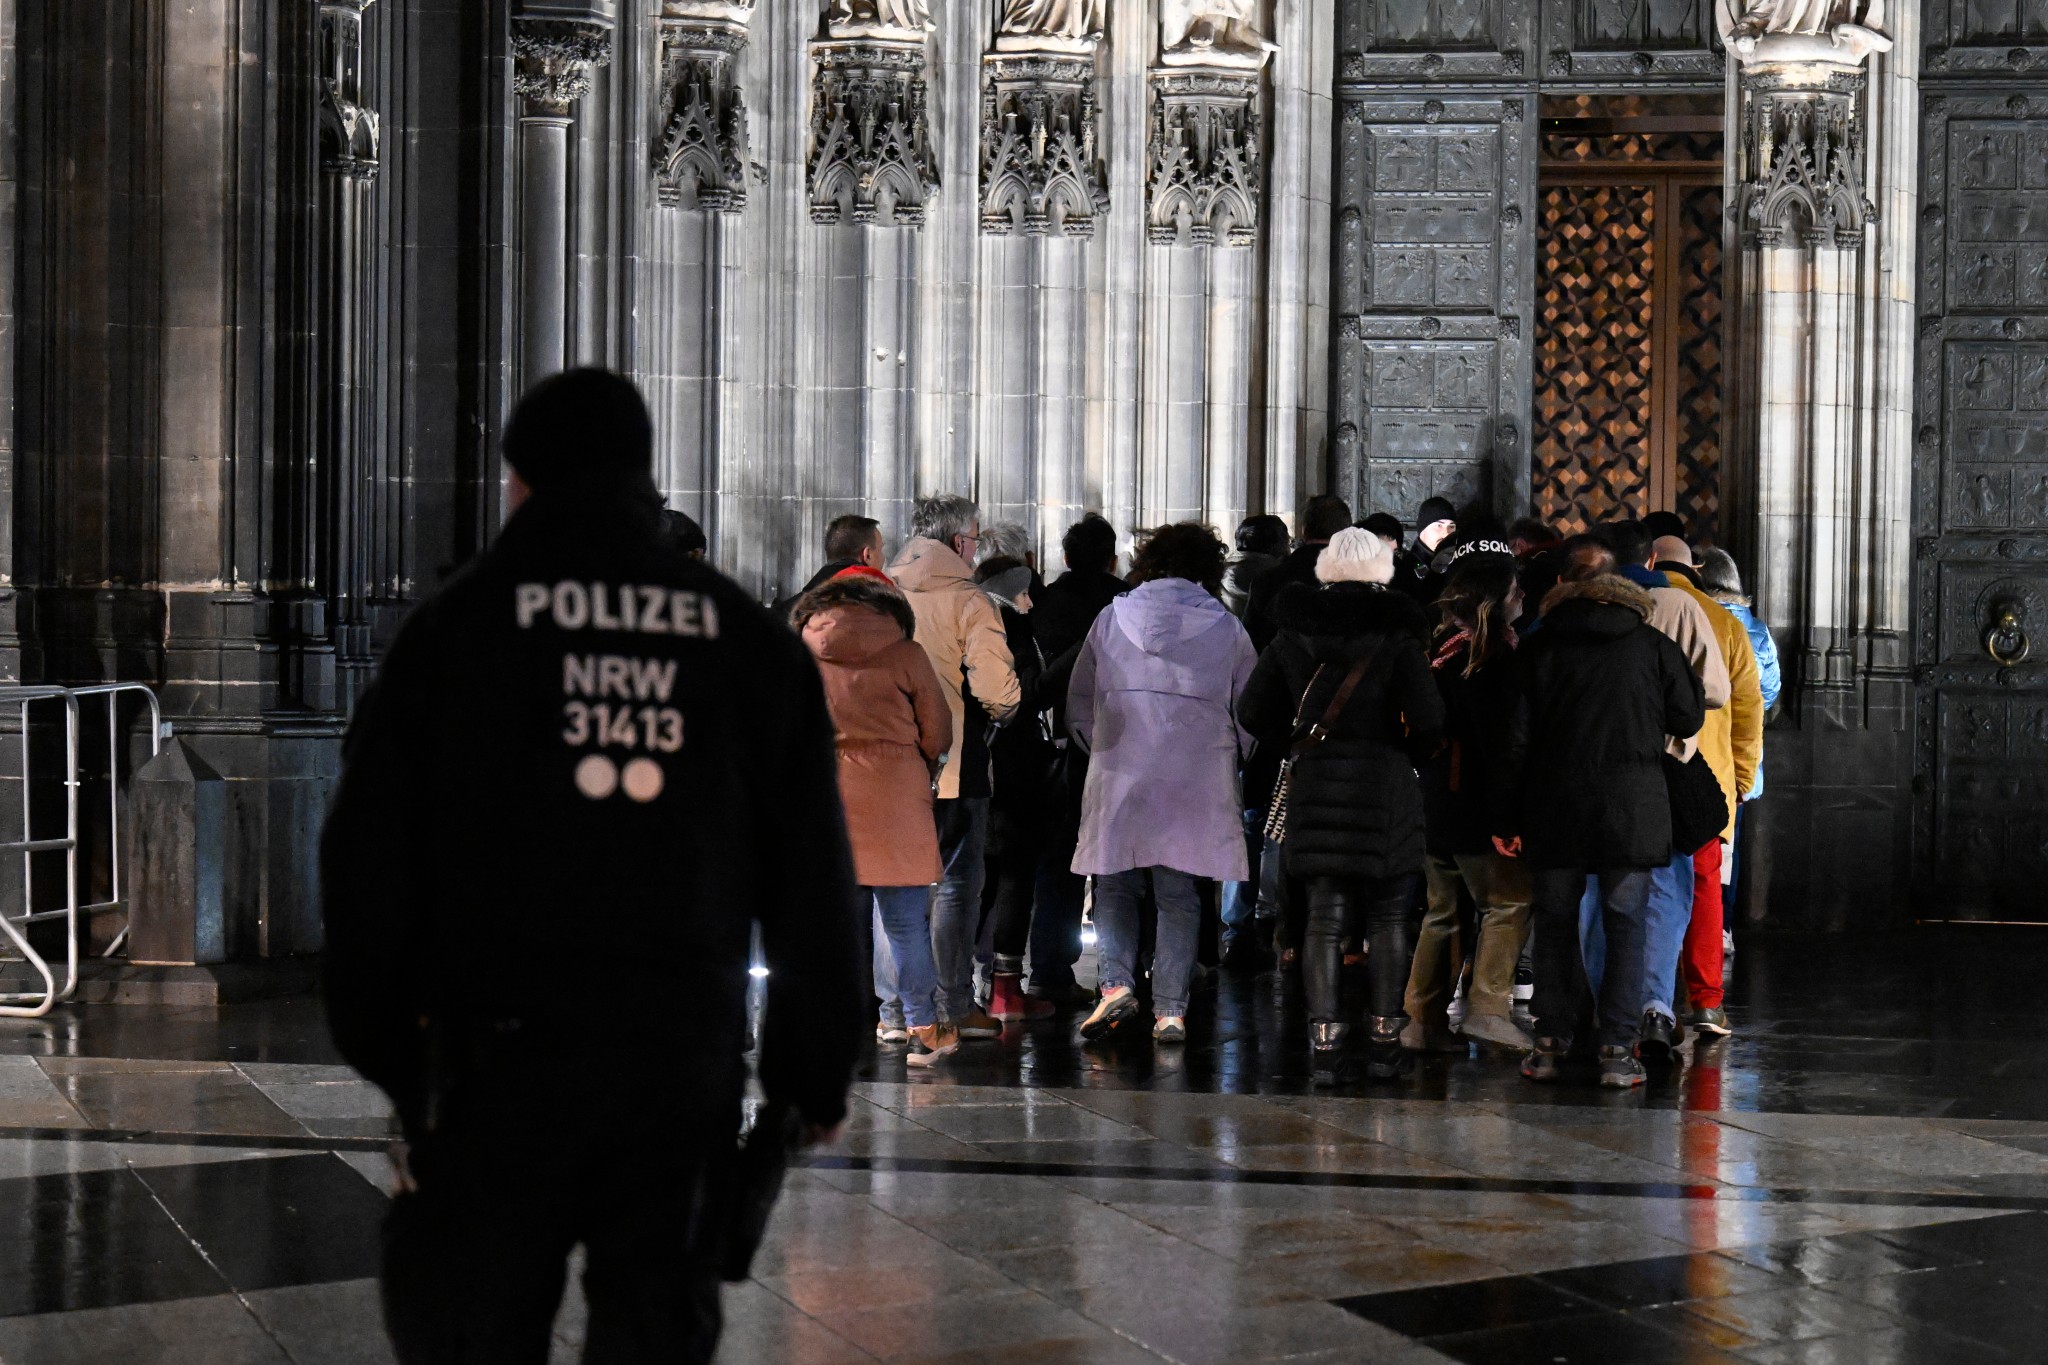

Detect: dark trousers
[1304, 874, 1419, 1026]
[383, 1071, 724, 1365]
[1531, 866, 1651, 1052]
[981, 801, 1043, 966]
[1029, 828, 1086, 992]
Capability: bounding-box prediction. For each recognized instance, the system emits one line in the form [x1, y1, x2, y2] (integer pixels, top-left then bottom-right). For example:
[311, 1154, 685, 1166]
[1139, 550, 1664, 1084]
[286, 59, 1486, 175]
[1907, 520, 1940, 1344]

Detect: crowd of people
[793, 490, 1781, 1089]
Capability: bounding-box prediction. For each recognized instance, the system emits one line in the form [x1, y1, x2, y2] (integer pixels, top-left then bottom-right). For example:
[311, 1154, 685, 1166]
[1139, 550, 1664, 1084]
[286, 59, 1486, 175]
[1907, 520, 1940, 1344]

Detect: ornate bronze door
[1914, 55, 2048, 922]
[1529, 113, 1724, 538]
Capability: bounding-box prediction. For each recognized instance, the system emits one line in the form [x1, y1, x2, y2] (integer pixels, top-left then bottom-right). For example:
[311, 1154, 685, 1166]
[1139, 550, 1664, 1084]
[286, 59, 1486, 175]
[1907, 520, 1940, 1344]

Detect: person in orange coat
[796, 575, 959, 1065]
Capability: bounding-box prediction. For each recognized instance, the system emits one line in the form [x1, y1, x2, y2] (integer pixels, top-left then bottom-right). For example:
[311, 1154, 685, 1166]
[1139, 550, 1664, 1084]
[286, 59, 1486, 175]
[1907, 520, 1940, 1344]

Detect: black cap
[503, 369, 654, 495]
[1416, 496, 1457, 530]
[1643, 510, 1687, 542]
[1361, 512, 1404, 542]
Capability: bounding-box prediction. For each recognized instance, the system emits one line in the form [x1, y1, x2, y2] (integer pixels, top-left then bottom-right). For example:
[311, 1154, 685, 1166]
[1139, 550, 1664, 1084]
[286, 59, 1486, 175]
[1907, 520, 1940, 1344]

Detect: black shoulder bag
[1262, 650, 1379, 845]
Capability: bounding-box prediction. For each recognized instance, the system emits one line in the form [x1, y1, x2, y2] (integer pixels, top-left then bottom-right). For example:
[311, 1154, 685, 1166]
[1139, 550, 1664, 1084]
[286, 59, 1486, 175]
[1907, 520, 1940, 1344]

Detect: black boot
[1310, 1021, 1356, 1087]
[1364, 1015, 1413, 1081]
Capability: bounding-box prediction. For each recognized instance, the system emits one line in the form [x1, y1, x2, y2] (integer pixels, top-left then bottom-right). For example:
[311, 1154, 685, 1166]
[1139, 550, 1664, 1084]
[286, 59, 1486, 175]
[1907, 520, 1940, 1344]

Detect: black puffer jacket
[1240, 583, 1445, 881]
[1498, 575, 1706, 871]
[1243, 543, 1325, 654]
[1421, 637, 1521, 858]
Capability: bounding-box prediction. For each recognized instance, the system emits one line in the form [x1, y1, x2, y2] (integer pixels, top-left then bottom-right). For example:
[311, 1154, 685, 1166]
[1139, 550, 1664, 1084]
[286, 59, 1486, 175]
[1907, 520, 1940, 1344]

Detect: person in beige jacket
[1606, 521, 1730, 1063]
[887, 495, 1022, 1039]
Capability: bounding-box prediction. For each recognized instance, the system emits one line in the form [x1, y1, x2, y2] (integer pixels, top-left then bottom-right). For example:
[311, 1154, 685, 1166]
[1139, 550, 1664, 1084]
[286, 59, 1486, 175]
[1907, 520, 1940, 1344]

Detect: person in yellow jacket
[1651, 535, 1763, 1040]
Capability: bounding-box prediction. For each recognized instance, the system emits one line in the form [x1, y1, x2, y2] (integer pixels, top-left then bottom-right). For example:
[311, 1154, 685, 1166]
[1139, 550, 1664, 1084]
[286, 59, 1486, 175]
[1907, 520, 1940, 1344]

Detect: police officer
[320, 369, 864, 1364]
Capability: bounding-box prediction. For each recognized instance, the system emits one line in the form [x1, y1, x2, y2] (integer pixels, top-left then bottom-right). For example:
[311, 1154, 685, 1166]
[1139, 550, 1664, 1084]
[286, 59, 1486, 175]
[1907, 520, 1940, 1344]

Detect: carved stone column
[807, 37, 937, 228]
[980, 52, 1109, 237]
[1137, 15, 1274, 533]
[512, 10, 612, 386]
[1729, 35, 1893, 680]
[312, 0, 380, 713]
[1723, 7, 1922, 924]
[653, 2, 752, 212]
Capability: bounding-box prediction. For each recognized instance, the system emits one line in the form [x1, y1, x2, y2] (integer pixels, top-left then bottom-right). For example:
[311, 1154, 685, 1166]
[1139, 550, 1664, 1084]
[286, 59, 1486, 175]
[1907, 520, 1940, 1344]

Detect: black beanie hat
[503, 368, 655, 494]
[1642, 510, 1688, 543]
[1416, 496, 1457, 530]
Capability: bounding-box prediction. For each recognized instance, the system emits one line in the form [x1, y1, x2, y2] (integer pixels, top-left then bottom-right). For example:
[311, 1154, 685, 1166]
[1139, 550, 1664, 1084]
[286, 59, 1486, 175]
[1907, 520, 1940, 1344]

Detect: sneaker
[1521, 1036, 1569, 1083]
[953, 1009, 1004, 1040]
[1153, 1015, 1187, 1043]
[1028, 979, 1095, 1010]
[876, 1022, 908, 1045]
[1598, 1045, 1646, 1089]
[1459, 1012, 1534, 1050]
[1638, 1010, 1679, 1065]
[1682, 1005, 1731, 1037]
[1723, 928, 1735, 960]
[904, 1023, 960, 1068]
[1078, 987, 1141, 1042]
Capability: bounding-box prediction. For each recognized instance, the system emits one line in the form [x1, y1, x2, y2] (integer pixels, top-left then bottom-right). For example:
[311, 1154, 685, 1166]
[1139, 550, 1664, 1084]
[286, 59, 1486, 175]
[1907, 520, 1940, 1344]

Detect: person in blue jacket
[1696, 548, 1780, 936]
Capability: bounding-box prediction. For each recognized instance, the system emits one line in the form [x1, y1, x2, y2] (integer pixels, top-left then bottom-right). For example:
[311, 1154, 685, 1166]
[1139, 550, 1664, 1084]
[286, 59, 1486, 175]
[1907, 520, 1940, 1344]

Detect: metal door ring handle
[1986, 606, 2031, 667]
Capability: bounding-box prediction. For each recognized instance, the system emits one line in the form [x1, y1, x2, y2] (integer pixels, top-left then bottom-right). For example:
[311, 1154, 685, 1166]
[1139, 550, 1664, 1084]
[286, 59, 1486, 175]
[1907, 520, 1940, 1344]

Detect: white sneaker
[1153, 1016, 1187, 1043]
[876, 1022, 908, 1045]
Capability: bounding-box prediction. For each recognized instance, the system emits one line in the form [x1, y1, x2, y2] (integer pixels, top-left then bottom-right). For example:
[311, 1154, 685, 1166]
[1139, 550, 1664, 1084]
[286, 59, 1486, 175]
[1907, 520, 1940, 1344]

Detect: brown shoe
[905, 1023, 960, 1067]
[954, 1009, 1003, 1039]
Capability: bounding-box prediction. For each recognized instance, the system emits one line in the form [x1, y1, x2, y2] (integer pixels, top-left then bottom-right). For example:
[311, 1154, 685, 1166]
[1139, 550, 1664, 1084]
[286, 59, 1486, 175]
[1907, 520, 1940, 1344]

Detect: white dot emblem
[575, 754, 619, 800]
[622, 757, 666, 803]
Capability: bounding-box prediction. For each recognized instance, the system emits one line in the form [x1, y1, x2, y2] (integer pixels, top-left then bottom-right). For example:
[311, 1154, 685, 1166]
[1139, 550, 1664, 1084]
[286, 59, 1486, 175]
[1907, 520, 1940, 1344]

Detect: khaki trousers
[1404, 851, 1533, 1029]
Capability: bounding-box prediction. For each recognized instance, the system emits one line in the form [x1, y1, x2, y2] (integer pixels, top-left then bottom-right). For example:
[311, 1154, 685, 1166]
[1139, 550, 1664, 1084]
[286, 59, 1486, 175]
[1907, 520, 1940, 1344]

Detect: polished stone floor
[1, 929, 2046, 1363]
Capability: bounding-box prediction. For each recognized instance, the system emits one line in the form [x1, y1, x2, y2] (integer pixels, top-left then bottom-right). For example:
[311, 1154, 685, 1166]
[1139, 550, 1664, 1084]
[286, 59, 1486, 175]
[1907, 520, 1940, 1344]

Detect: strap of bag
[1290, 648, 1380, 759]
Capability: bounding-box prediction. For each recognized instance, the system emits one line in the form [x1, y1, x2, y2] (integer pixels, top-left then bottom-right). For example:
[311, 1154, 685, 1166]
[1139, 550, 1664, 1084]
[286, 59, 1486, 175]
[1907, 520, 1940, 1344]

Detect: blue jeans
[874, 799, 988, 1025]
[1641, 850, 1695, 1023]
[868, 886, 939, 1029]
[932, 798, 988, 1020]
[1220, 809, 1264, 940]
[1094, 867, 1202, 1019]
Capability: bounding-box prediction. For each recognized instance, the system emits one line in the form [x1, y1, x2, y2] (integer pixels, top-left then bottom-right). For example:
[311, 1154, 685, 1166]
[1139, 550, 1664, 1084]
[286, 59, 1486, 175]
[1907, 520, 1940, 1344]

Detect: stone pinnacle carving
[653, 12, 752, 212]
[807, 39, 938, 228]
[980, 53, 1110, 236]
[1145, 68, 1263, 247]
[512, 17, 613, 116]
[1739, 66, 1873, 247]
[317, 0, 380, 181]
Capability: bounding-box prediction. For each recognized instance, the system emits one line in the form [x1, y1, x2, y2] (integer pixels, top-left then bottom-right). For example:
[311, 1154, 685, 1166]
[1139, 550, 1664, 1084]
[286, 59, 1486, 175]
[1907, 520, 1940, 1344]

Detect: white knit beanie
[1315, 527, 1395, 586]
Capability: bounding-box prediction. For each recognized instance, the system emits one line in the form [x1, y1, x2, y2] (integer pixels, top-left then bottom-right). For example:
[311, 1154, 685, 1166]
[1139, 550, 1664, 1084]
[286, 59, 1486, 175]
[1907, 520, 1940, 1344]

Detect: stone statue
[1715, 0, 1892, 63]
[826, 0, 934, 40]
[663, 0, 754, 20]
[1160, 0, 1279, 68]
[995, 0, 1106, 52]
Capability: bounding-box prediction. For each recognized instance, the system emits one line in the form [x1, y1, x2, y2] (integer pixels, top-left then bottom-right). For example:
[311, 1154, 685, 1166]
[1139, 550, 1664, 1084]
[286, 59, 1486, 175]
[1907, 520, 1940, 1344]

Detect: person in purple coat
[1067, 523, 1257, 1045]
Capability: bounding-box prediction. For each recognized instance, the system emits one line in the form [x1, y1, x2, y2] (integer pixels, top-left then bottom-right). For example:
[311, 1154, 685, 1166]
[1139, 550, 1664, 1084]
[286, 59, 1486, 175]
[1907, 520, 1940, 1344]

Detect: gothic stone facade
[0, 0, 2037, 956]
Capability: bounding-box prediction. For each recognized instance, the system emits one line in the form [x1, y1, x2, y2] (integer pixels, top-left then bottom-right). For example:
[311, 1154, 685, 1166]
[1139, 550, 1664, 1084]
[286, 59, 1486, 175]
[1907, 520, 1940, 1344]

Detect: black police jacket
[320, 487, 865, 1135]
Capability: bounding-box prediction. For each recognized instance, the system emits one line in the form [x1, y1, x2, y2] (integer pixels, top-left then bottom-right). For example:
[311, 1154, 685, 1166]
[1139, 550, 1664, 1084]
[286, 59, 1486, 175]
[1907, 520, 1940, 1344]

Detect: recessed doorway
[1530, 97, 1725, 540]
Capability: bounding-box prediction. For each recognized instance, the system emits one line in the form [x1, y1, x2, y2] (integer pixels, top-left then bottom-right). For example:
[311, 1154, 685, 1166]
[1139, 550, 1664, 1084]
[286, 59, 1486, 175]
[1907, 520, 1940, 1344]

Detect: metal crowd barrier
[0, 684, 166, 1018]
